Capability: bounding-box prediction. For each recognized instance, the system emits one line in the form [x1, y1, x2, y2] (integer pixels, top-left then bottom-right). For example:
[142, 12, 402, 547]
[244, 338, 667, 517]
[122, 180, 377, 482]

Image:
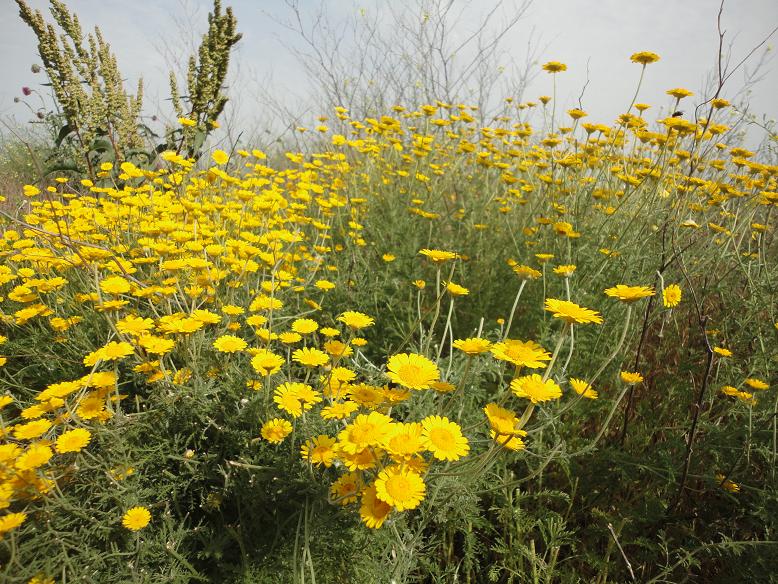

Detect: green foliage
[14, 0, 241, 180]
[1, 4, 777, 583]
[169, 0, 242, 158]
[15, 0, 145, 178]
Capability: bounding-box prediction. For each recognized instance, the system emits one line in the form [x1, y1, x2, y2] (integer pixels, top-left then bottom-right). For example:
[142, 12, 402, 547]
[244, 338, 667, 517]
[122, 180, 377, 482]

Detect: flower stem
[503, 280, 527, 340]
[589, 305, 632, 387]
[543, 323, 569, 382]
[436, 298, 455, 363]
[516, 324, 569, 431]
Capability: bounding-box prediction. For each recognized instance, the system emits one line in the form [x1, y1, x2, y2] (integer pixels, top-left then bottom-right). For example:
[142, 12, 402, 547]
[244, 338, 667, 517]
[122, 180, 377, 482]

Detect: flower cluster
[0, 61, 774, 550]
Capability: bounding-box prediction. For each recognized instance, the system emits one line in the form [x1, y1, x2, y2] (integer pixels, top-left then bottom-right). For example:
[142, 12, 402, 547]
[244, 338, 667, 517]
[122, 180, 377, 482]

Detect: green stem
[436, 297, 455, 363]
[503, 280, 527, 340]
[588, 305, 633, 387]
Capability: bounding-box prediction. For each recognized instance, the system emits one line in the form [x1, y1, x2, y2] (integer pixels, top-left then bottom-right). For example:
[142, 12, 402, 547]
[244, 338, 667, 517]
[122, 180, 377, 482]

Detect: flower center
[429, 428, 453, 449]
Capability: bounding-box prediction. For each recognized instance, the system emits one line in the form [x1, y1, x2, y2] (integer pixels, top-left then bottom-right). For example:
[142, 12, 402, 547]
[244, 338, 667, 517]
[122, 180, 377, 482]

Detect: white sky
[1, 0, 776, 147]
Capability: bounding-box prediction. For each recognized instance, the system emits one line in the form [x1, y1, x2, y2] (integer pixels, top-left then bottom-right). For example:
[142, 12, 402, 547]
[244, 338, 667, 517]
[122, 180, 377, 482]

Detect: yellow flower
[544, 298, 603, 325]
[122, 506, 151, 531]
[321, 401, 359, 420]
[567, 109, 587, 120]
[55, 428, 92, 453]
[337, 311, 375, 329]
[292, 347, 329, 367]
[178, 117, 197, 127]
[419, 248, 458, 263]
[620, 371, 644, 385]
[191, 309, 222, 324]
[359, 484, 392, 529]
[553, 264, 576, 277]
[0, 512, 27, 534]
[221, 305, 244, 316]
[116, 314, 154, 336]
[713, 347, 732, 357]
[512, 265, 542, 280]
[246, 314, 268, 328]
[375, 466, 426, 510]
[421, 415, 469, 461]
[211, 149, 229, 165]
[83, 341, 134, 366]
[250, 349, 284, 376]
[490, 339, 551, 368]
[490, 429, 526, 451]
[386, 353, 440, 390]
[279, 332, 302, 345]
[213, 335, 247, 353]
[445, 281, 469, 296]
[510, 374, 563, 404]
[14, 418, 52, 440]
[23, 185, 40, 197]
[385, 422, 425, 461]
[100, 275, 131, 295]
[261, 418, 293, 443]
[323, 340, 353, 358]
[175, 368, 193, 385]
[273, 383, 308, 417]
[570, 378, 598, 399]
[715, 473, 740, 493]
[338, 411, 394, 454]
[300, 435, 337, 467]
[630, 51, 660, 65]
[484, 403, 523, 436]
[431, 380, 455, 392]
[604, 285, 655, 303]
[542, 61, 567, 73]
[137, 335, 176, 355]
[721, 386, 754, 403]
[667, 87, 694, 99]
[291, 318, 318, 334]
[744, 378, 769, 390]
[452, 337, 492, 355]
[330, 471, 361, 506]
[662, 284, 682, 308]
[15, 443, 53, 470]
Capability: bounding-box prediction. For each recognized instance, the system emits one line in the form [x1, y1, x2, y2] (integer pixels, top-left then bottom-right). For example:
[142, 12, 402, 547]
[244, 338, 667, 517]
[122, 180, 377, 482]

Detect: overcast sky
[1, 0, 776, 147]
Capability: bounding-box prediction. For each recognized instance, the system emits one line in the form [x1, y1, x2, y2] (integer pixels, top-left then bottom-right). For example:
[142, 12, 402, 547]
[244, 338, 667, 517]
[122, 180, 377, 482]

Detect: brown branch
[667, 247, 715, 514]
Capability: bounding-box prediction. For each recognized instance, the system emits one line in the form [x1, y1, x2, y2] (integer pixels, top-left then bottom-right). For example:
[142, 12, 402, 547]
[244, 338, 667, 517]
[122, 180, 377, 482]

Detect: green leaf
[90, 139, 112, 153]
[54, 124, 73, 147]
[43, 162, 81, 176]
[138, 124, 160, 139]
[192, 129, 207, 154]
[125, 149, 154, 166]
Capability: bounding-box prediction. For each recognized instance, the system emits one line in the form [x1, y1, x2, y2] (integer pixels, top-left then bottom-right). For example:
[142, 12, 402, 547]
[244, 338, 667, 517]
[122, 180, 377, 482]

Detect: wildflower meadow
[0, 1, 776, 582]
